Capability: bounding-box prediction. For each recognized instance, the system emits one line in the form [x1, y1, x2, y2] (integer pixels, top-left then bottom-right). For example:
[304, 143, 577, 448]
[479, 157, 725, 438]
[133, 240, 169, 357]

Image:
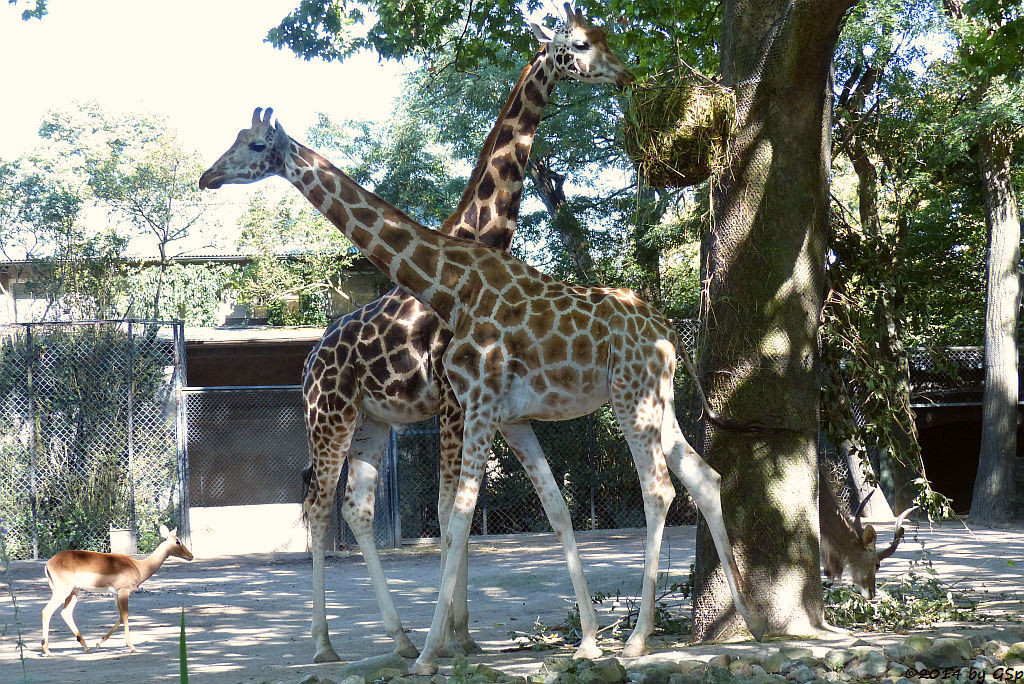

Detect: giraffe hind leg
[661, 404, 767, 641]
[343, 418, 420, 658]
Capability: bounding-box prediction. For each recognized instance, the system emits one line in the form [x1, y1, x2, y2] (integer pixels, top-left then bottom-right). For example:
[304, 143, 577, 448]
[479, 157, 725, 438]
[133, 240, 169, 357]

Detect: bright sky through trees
[0, 0, 407, 161]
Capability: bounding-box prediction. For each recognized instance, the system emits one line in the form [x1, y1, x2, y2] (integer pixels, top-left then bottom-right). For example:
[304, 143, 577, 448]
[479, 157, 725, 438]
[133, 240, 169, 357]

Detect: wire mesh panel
[0, 321, 186, 560]
[183, 386, 397, 549]
[395, 363, 702, 540]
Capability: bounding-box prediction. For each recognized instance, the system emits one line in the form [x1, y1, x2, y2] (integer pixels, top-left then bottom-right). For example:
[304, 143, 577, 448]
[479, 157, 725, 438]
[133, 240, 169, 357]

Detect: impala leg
[59, 591, 91, 651]
[97, 589, 131, 650]
[343, 419, 420, 658]
[42, 585, 76, 654]
[500, 423, 601, 660]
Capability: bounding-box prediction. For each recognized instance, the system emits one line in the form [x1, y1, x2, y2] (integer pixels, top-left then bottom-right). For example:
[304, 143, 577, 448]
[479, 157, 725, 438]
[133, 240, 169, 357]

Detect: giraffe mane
[438, 49, 546, 238]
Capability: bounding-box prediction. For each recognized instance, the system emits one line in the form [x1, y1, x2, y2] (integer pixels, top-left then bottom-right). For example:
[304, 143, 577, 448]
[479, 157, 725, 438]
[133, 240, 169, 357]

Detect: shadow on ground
[1, 522, 1021, 683]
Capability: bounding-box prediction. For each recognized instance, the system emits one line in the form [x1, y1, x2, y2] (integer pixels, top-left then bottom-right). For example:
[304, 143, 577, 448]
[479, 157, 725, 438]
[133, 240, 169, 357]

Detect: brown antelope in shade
[819, 487, 917, 598]
[41, 524, 192, 654]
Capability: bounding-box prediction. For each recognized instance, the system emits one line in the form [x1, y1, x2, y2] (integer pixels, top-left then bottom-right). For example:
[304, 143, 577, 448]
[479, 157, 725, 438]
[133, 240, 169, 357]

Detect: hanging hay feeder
[623, 75, 736, 189]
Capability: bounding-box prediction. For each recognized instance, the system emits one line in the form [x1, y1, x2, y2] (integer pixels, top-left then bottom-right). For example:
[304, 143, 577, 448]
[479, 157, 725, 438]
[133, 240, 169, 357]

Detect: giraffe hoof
[621, 641, 648, 658]
[313, 646, 342, 663]
[410, 659, 439, 675]
[573, 642, 602, 660]
[395, 641, 420, 659]
[458, 637, 483, 655]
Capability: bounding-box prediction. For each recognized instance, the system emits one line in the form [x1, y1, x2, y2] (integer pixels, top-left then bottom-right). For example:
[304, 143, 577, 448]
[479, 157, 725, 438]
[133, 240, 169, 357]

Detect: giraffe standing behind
[295, 5, 633, 663]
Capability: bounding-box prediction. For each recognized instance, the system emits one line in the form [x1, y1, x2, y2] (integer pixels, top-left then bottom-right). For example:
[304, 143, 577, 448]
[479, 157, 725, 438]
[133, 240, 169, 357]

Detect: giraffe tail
[300, 462, 316, 527]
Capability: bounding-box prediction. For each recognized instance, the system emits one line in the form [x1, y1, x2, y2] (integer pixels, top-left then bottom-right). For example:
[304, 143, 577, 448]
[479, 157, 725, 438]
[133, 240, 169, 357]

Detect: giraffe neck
[441, 48, 560, 250]
[283, 142, 466, 327]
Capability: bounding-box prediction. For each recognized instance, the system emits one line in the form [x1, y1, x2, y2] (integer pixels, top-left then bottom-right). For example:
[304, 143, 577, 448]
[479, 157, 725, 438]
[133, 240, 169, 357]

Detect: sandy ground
[2, 521, 1022, 684]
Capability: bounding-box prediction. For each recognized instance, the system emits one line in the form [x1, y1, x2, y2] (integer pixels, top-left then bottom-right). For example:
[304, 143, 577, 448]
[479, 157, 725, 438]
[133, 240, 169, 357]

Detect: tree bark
[693, 0, 855, 641]
[970, 130, 1020, 521]
[527, 158, 596, 284]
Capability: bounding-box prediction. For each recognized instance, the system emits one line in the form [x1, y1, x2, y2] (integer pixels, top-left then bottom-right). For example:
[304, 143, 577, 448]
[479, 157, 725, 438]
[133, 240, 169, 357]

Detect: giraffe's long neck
[284, 142, 466, 328]
[441, 48, 560, 250]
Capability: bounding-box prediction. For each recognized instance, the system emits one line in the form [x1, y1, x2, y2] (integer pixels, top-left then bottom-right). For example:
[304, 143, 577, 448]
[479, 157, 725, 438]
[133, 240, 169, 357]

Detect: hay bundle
[623, 76, 735, 189]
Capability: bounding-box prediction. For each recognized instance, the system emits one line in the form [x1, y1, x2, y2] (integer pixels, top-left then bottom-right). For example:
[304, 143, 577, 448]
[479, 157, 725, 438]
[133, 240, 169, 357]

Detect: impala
[41, 524, 192, 654]
[819, 486, 917, 598]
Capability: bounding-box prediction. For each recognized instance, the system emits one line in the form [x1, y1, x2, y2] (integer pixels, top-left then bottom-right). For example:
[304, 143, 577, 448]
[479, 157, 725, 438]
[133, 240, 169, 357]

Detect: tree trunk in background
[630, 183, 666, 307]
[971, 130, 1020, 521]
[528, 158, 596, 284]
[693, 0, 855, 641]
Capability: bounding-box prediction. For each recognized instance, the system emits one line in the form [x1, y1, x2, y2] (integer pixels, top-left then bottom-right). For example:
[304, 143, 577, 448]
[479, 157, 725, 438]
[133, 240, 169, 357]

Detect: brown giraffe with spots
[209, 6, 634, 665]
[201, 60, 765, 684]
[200, 106, 767, 669]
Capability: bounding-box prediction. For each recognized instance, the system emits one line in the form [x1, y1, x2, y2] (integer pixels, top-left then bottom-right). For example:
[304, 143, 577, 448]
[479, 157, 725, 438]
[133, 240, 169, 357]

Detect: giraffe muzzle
[198, 171, 224, 190]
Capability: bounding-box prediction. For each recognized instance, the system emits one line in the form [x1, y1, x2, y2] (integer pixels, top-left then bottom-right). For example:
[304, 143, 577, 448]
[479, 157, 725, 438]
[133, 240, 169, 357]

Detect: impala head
[530, 2, 634, 88]
[823, 490, 916, 599]
[159, 524, 193, 561]
[199, 107, 290, 190]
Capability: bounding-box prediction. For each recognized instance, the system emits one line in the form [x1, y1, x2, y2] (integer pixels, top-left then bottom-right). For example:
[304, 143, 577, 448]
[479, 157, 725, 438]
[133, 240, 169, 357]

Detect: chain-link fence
[183, 385, 399, 550]
[907, 346, 987, 405]
[0, 320, 186, 560]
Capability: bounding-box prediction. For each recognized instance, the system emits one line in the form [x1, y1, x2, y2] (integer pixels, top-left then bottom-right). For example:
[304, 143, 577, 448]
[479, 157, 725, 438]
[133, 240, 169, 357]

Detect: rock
[700, 665, 736, 684]
[780, 648, 815, 661]
[749, 665, 766, 678]
[334, 653, 410, 684]
[389, 676, 436, 684]
[846, 655, 887, 679]
[764, 652, 789, 674]
[544, 658, 578, 675]
[919, 637, 974, 669]
[894, 678, 915, 684]
[578, 660, 627, 684]
[709, 655, 732, 669]
[473, 665, 505, 682]
[886, 664, 908, 677]
[341, 676, 366, 684]
[728, 662, 754, 679]
[299, 676, 322, 684]
[824, 673, 840, 682]
[785, 665, 815, 684]
[822, 650, 854, 671]
[1006, 642, 1024, 664]
[668, 672, 703, 684]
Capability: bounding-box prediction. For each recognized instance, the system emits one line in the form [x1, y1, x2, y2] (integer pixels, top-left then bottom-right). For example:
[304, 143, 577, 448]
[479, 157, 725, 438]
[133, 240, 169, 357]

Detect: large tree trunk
[693, 0, 855, 641]
[971, 130, 1020, 521]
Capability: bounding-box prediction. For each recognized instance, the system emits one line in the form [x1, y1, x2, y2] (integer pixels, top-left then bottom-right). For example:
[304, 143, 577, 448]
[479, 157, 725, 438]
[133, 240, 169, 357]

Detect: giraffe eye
[572, 40, 590, 51]
[249, 142, 267, 153]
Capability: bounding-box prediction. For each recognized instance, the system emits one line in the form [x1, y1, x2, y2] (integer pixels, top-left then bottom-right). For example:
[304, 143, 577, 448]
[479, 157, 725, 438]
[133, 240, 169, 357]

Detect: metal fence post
[387, 428, 401, 548]
[26, 323, 39, 560]
[175, 323, 191, 546]
[126, 320, 138, 549]
[587, 413, 596, 531]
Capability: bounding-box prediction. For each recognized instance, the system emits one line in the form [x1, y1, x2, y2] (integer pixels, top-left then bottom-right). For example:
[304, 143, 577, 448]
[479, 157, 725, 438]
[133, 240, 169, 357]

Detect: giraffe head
[199, 107, 289, 190]
[530, 2, 634, 88]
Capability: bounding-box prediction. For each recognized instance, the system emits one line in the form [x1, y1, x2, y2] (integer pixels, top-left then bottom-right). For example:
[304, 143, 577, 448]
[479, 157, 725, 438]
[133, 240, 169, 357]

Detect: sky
[0, 0, 407, 164]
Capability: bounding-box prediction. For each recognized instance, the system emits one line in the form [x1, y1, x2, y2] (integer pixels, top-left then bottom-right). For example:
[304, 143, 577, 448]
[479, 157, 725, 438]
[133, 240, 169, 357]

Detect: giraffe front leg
[307, 446, 346, 662]
[412, 420, 492, 675]
[437, 403, 481, 657]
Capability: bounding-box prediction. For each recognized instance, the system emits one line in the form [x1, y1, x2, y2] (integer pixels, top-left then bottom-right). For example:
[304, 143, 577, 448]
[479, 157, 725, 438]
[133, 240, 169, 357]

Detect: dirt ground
[2, 521, 1022, 684]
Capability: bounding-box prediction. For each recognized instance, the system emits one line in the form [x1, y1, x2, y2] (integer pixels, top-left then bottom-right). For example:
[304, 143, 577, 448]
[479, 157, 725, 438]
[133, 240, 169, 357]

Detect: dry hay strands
[623, 77, 736, 189]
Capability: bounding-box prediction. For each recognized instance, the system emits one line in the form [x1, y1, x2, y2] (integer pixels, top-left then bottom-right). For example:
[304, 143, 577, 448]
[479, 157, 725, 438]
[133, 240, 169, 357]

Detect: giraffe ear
[530, 20, 554, 43]
[273, 121, 289, 150]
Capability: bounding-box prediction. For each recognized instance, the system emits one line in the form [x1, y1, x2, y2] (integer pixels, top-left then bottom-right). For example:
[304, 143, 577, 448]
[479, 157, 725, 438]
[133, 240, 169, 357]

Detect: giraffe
[200, 103, 767, 669]
[292, 6, 633, 663]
